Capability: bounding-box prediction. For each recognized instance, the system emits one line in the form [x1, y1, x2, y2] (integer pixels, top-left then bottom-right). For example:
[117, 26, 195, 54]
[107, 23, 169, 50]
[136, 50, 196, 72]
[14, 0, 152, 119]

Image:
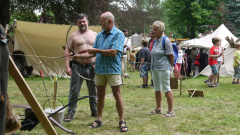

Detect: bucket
[43, 98, 66, 125]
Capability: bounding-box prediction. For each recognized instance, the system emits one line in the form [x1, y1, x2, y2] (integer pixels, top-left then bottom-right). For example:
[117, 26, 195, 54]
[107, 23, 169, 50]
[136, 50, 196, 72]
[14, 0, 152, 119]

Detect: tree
[225, 0, 240, 37]
[163, 0, 222, 38]
[110, 0, 164, 35]
[200, 2, 235, 36]
[0, 0, 10, 29]
[10, 0, 110, 25]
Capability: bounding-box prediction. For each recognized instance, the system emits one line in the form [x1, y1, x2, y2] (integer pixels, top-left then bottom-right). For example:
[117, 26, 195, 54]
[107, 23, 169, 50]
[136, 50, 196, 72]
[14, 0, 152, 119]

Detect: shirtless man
[64, 13, 97, 122]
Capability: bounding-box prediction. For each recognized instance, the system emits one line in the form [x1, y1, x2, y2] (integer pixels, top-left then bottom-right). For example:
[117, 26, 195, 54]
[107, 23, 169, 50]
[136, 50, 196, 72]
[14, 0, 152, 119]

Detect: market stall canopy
[187, 24, 237, 49]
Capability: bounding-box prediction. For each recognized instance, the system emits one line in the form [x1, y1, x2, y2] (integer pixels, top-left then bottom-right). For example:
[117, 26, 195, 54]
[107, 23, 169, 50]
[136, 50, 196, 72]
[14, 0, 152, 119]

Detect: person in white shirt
[121, 29, 131, 85]
[174, 44, 184, 79]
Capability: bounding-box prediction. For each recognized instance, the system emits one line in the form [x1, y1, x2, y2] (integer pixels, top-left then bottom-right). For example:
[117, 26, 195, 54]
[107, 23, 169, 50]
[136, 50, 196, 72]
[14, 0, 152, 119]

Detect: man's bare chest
[73, 36, 94, 47]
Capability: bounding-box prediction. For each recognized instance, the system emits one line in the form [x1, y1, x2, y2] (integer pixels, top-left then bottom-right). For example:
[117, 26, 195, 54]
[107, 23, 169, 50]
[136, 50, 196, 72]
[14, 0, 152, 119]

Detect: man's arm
[88, 48, 118, 56]
[88, 32, 124, 57]
[64, 34, 74, 76]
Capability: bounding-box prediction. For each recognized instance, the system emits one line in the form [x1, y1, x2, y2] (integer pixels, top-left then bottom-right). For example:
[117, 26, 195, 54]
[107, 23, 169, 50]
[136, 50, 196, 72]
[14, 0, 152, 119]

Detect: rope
[16, 23, 54, 82]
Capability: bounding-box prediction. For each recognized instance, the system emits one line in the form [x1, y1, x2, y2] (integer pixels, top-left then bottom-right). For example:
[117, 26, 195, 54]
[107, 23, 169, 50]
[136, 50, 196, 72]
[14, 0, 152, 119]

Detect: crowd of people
[63, 11, 178, 133]
[63, 11, 240, 133]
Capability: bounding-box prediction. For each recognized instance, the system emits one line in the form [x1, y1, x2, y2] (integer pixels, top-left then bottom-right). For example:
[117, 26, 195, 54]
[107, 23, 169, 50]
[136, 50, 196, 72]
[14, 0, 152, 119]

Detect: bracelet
[81, 54, 84, 59]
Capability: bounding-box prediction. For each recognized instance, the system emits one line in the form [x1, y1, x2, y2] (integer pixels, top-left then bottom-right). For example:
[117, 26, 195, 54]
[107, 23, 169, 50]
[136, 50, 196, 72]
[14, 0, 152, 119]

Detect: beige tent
[14, 21, 102, 79]
[199, 48, 236, 77]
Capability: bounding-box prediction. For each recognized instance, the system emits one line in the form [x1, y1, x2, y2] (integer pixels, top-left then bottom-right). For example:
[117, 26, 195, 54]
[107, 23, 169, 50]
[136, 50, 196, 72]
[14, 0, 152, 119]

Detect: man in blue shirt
[88, 12, 128, 132]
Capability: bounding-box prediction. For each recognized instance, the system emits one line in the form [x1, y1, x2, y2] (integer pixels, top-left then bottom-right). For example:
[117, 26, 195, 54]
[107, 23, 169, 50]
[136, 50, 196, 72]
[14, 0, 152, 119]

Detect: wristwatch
[81, 54, 84, 59]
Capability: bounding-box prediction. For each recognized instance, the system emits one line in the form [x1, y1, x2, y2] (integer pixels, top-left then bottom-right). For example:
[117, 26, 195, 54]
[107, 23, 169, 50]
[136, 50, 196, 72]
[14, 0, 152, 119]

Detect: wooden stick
[53, 81, 57, 110]
[9, 56, 57, 135]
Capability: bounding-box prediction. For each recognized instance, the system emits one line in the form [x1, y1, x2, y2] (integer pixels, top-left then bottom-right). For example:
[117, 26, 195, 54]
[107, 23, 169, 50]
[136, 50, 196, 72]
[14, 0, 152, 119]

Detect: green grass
[7, 68, 240, 135]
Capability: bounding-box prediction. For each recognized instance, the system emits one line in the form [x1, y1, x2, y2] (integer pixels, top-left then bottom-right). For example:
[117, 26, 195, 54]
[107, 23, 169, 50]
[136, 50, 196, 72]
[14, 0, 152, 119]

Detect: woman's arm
[222, 47, 224, 64]
[168, 54, 174, 67]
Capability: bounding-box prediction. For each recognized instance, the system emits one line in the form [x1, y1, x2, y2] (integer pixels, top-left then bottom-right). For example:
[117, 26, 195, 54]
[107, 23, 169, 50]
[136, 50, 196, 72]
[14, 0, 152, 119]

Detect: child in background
[216, 44, 224, 86]
[130, 50, 136, 72]
[204, 39, 225, 87]
[204, 37, 222, 87]
[174, 43, 184, 80]
[232, 43, 240, 84]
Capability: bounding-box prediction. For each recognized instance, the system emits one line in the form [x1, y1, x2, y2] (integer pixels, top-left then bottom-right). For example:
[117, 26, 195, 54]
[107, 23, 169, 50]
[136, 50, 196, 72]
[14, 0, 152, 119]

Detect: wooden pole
[9, 56, 57, 135]
[53, 81, 57, 110]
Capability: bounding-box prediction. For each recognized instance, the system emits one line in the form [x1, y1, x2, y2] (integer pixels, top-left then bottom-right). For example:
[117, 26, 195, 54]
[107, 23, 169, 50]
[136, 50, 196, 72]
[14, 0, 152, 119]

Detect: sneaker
[214, 83, 219, 87]
[232, 82, 236, 84]
[148, 84, 154, 87]
[138, 85, 148, 88]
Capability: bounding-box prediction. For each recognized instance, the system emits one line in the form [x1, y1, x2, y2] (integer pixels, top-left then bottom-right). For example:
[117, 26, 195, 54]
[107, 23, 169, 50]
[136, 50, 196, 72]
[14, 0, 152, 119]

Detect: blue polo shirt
[93, 26, 124, 74]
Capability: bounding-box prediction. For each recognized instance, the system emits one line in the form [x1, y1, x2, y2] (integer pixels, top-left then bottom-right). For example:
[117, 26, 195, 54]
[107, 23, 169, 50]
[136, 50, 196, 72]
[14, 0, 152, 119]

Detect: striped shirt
[93, 26, 124, 74]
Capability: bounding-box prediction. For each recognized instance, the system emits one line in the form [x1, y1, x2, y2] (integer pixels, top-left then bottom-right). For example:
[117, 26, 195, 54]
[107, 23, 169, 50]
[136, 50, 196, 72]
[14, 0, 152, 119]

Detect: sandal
[89, 120, 102, 128]
[208, 83, 216, 87]
[204, 80, 210, 85]
[163, 111, 175, 117]
[119, 121, 128, 132]
[149, 109, 161, 114]
[64, 114, 74, 122]
[214, 83, 219, 87]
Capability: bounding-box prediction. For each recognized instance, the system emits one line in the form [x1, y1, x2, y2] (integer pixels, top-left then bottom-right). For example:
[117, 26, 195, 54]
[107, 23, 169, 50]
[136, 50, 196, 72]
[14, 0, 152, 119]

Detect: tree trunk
[190, 26, 196, 39]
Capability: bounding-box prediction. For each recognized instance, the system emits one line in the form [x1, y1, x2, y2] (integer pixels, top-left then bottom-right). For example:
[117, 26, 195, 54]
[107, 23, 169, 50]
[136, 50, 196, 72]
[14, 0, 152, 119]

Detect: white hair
[152, 21, 165, 31]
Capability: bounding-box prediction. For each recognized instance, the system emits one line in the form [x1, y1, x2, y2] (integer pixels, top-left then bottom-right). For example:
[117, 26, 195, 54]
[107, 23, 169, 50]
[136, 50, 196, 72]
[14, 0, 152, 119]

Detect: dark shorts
[140, 63, 149, 77]
[210, 64, 218, 75]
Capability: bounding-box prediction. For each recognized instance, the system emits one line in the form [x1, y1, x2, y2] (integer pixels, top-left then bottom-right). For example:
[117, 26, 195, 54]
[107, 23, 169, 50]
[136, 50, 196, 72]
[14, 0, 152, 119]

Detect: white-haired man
[88, 12, 128, 132]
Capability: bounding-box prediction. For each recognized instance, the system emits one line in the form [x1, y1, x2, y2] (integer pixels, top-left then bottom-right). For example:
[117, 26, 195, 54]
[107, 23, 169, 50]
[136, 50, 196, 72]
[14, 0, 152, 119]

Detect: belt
[71, 60, 93, 68]
[122, 53, 127, 55]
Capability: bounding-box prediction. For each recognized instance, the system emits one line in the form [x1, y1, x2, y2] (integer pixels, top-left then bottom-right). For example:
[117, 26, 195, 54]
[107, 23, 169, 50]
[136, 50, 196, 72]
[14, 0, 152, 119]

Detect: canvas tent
[187, 24, 237, 49]
[14, 21, 102, 78]
[199, 48, 236, 77]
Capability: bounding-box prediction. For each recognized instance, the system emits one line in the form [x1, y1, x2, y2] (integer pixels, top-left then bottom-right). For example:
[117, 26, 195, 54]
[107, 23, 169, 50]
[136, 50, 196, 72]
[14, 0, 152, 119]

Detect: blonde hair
[152, 21, 165, 31]
[212, 37, 222, 45]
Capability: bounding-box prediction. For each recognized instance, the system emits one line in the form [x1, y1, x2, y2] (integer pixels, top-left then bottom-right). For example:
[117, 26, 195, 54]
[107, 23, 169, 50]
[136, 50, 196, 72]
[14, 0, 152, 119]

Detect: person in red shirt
[204, 37, 222, 87]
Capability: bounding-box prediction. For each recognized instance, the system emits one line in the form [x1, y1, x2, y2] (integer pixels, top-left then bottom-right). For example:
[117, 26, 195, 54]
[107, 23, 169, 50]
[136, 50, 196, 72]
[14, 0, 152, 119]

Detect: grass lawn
[7, 68, 240, 135]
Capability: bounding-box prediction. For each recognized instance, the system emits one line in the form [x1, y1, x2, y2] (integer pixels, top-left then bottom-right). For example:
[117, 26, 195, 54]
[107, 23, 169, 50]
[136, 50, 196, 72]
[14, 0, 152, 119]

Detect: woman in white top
[174, 44, 184, 79]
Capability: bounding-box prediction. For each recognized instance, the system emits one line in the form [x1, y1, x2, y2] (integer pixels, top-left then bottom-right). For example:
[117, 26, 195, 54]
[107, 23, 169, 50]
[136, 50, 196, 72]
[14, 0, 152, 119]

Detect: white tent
[187, 24, 237, 49]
